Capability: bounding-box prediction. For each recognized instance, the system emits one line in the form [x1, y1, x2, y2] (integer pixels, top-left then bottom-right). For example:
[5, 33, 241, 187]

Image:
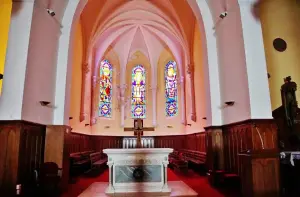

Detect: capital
[187, 63, 194, 75]
[191, 113, 197, 122]
[91, 117, 97, 124]
[82, 62, 90, 74]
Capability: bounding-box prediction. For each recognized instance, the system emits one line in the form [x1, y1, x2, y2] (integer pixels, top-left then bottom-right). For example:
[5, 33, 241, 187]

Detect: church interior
[1, 0, 300, 196]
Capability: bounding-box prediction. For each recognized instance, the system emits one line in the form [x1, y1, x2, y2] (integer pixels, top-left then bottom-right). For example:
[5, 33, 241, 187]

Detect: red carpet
[61, 168, 240, 197]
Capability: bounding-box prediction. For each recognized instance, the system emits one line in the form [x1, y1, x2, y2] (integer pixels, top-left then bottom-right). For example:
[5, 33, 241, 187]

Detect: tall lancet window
[165, 60, 178, 117]
[99, 60, 112, 118]
[131, 65, 146, 119]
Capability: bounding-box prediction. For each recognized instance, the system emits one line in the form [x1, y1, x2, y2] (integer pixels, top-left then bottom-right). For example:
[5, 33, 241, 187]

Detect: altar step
[79, 181, 198, 197]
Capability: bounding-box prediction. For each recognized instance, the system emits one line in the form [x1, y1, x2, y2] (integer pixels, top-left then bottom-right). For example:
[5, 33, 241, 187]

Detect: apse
[68, 0, 207, 136]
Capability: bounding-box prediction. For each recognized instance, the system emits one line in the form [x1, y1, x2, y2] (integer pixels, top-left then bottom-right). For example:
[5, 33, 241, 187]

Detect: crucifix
[124, 119, 155, 148]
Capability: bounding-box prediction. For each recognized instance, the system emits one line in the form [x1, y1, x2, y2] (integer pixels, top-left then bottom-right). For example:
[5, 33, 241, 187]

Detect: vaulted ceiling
[78, 0, 197, 76]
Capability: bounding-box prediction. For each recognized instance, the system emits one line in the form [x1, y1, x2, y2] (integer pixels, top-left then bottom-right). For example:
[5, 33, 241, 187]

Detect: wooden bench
[180, 149, 206, 167]
[90, 152, 107, 170]
[169, 151, 188, 174]
[69, 150, 94, 177]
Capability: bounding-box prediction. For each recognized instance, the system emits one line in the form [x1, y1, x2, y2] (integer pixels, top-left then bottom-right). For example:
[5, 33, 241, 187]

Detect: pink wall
[22, 3, 61, 124]
[215, 7, 251, 124]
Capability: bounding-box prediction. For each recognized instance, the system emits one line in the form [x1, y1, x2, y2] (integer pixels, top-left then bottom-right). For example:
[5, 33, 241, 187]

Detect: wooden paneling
[65, 133, 123, 154]
[239, 151, 280, 197]
[154, 132, 206, 152]
[222, 119, 277, 175]
[66, 132, 93, 153]
[92, 136, 123, 151]
[185, 132, 206, 152]
[0, 121, 45, 195]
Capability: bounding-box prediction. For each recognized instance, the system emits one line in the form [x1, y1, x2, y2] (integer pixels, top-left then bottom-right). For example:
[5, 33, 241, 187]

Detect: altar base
[78, 181, 198, 197]
[103, 148, 173, 194]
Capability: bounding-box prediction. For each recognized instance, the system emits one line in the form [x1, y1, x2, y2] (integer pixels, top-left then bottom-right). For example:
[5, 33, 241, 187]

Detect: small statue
[281, 76, 298, 127]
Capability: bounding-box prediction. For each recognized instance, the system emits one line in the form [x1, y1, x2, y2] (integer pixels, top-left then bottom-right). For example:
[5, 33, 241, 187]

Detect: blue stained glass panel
[99, 60, 112, 118]
[165, 61, 178, 117]
[131, 65, 146, 119]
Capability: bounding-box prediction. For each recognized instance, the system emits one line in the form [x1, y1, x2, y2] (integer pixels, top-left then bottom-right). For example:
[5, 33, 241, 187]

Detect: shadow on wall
[11, 1, 23, 16]
[251, 0, 261, 21]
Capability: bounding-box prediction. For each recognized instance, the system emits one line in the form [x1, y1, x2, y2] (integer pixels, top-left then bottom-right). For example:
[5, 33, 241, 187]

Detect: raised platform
[78, 181, 198, 197]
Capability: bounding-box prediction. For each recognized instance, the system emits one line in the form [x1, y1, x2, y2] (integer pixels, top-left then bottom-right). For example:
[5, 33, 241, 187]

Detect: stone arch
[56, 0, 250, 127]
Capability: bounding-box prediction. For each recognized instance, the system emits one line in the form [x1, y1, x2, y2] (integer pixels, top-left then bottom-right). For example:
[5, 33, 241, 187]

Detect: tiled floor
[61, 168, 241, 197]
[78, 181, 198, 197]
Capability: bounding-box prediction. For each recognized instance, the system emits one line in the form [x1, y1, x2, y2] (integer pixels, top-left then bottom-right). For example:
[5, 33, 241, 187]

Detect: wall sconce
[219, 11, 228, 19]
[225, 101, 235, 106]
[39, 101, 51, 106]
[202, 117, 207, 120]
[46, 9, 56, 17]
[85, 124, 89, 126]
[69, 117, 73, 120]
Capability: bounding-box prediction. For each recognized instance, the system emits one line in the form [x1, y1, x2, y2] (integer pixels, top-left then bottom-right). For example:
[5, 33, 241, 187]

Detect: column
[105, 161, 114, 194]
[0, 1, 34, 120]
[54, 0, 81, 125]
[119, 63, 126, 127]
[187, 63, 196, 121]
[90, 76, 97, 125]
[180, 76, 187, 125]
[79, 62, 89, 121]
[119, 84, 127, 127]
[151, 86, 158, 127]
[161, 161, 171, 192]
[238, 0, 272, 119]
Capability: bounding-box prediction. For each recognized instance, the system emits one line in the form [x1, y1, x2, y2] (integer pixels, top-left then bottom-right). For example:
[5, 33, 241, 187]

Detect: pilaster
[180, 76, 187, 125]
[150, 85, 158, 127]
[238, 0, 273, 119]
[80, 62, 89, 122]
[187, 63, 196, 122]
[0, 1, 34, 120]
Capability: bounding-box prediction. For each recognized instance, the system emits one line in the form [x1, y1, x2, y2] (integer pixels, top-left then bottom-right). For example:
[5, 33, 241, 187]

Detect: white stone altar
[103, 148, 173, 195]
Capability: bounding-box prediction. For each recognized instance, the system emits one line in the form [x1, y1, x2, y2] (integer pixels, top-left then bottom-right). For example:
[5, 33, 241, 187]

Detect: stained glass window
[131, 65, 146, 119]
[165, 60, 178, 117]
[99, 60, 112, 118]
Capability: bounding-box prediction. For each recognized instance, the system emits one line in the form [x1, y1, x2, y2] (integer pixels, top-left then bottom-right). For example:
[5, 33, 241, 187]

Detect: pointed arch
[131, 65, 146, 119]
[99, 59, 113, 118]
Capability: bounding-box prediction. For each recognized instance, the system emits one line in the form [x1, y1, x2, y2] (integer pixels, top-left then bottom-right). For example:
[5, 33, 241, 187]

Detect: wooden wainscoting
[65, 132, 123, 154]
[222, 119, 277, 175]
[221, 119, 279, 197]
[65, 132, 93, 153]
[0, 121, 46, 195]
[154, 135, 186, 149]
[92, 136, 123, 150]
[185, 132, 206, 152]
[153, 132, 206, 152]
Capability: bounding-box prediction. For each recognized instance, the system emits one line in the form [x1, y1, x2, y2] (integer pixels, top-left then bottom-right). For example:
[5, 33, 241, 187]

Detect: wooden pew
[69, 150, 94, 177]
[90, 152, 107, 170]
[169, 151, 188, 174]
[179, 149, 207, 173]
